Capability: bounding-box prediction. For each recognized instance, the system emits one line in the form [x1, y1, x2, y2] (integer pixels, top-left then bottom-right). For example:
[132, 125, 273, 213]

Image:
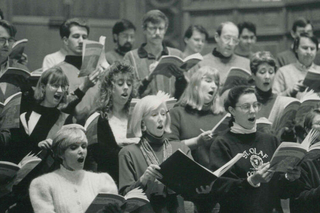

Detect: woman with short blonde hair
[29, 124, 118, 213]
[119, 94, 192, 212]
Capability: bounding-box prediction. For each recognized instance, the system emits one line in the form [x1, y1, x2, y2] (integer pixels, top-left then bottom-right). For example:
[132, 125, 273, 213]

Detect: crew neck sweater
[29, 166, 118, 213]
[166, 105, 227, 168]
[209, 130, 281, 213]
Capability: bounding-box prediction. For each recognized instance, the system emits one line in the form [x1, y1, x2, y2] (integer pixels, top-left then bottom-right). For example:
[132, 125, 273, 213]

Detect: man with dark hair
[0, 20, 30, 101]
[105, 19, 136, 64]
[53, 18, 103, 124]
[235, 21, 257, 58]
[273, 33, 319, 99]
[187, 21, 250, 88]
[182, 24, 208, 58]
[123, 10, 185, 98]
[277, 17, 313, 67]
[42, 18, 89, 71]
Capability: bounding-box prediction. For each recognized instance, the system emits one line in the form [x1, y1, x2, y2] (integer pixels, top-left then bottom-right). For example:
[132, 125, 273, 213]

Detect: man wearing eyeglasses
[123, 10, 186, 98]
[188, 22, 250, 88]
[235, 22, 257, 59]
[105, 19, 136, 65]
[0, 20, 31, 102]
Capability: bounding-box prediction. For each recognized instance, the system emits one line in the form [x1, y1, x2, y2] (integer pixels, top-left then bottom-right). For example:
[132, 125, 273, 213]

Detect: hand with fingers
[146, 61, 159, 81]
[102, 203, 123, 213]
[290, 80, 307, 97]
[197, 129, 214, 146]
[167, 64, 184, 78]
[248, 162, 274, 186]
[285, 167, 301, 181]
[140, 164, 163, 186]
[79, 68, 101, 92]
[196, 180, 216, 195]
[38, 138, 53, 150]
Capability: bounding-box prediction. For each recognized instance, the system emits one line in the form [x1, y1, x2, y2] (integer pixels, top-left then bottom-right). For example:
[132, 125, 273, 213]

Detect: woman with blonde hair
[29, 124, 118, 213]
[166, 66, 225, 168]
[119, 94, 192, 212]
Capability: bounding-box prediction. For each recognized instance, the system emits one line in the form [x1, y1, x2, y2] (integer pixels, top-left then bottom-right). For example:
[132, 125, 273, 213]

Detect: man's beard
[118, 42, 132, 53]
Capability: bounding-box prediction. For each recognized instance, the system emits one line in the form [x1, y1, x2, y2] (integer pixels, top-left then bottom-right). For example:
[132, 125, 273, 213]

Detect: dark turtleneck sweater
[212, 48, 232, 60]
[143, 131, 166, 163]
[64, 55, 82, 70]
[255, 87, 277, 119]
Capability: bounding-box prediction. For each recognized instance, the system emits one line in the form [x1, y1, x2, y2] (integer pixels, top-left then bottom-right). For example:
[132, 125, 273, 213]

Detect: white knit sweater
[29, 166, 118, 213]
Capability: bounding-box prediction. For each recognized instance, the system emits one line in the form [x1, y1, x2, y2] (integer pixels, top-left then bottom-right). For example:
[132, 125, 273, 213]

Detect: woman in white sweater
[29, 124, 118, 213]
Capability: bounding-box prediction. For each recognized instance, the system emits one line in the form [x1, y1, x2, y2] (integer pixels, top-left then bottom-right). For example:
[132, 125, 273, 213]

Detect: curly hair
[99, 61, 137, 117]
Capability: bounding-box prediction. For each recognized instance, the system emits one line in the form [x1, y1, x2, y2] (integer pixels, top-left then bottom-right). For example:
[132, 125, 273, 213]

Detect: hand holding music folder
[158, 149, 243, 198]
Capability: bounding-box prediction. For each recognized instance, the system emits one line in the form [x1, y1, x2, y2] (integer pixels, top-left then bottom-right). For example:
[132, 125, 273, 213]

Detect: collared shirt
[123, 43, 183, 97]
[137, 43, 169, 60]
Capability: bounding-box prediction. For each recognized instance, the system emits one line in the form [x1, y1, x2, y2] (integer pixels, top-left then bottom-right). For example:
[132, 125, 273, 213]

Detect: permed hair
[250, 51, 277, 75]
[51, 124, 87, 165]
[237, 21, 256, 36]
[184, 25, 209, 42]
[59, 18, 90, 39]
[142, 10, 168, 30]
[112, 19, 136, 42]
[130, 95, 171, 137]
[34, 66, 69, 105]
[99, 61, 137, 117]
[178, 66, 224, 114]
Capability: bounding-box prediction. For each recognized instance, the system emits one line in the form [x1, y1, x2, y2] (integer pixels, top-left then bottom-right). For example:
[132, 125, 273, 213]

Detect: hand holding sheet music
[270, 129, 320, 173]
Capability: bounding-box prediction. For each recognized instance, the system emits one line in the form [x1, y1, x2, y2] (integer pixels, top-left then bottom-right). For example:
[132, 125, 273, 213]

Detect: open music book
[0, 151, 42, 189]
[270, 129, 320, 173]
[151, 53, 203, 78]
[85, 188, 149, 213]
[158, 149, 243, 198]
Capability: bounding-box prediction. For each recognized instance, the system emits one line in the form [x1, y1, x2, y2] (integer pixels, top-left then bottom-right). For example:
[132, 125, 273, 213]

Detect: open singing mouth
[77, 156, 85, 163]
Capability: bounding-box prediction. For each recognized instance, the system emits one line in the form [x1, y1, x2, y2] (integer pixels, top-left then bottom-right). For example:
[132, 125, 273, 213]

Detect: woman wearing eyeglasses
[1, 66, 98, 212]
[3, 66, 98, 164]
[209, 85, 283, 213]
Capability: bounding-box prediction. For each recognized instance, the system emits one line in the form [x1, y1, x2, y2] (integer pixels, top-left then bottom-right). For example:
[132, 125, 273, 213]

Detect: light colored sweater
[29, 166, 118, 213]
[42, 49, 67, 71]
[187, 52, 250, 87]
[272, 62, 320, 98]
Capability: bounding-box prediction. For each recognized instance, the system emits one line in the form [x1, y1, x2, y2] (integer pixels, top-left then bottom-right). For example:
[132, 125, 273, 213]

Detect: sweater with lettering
[209, 130, 281, 213]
